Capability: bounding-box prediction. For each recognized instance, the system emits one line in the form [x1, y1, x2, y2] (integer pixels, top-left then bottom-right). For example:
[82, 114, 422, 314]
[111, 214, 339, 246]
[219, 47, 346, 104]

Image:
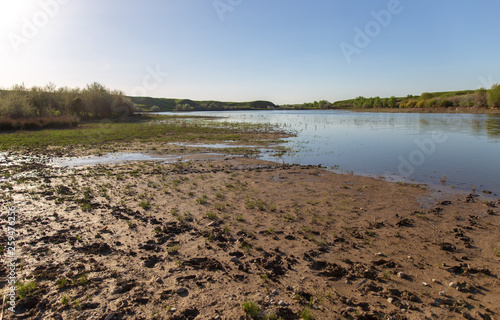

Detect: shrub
[439, 99, 454, 108]
[425, 99, 438, 108]
[388, 96, 397, 108]
[0, 82, 136, 121]
[421, 92, 434, 100]
[475, 88, 488, 108]
[488, 84, 500, 108]
[406, 99, 418, 108]
[0, 118, 14, 131]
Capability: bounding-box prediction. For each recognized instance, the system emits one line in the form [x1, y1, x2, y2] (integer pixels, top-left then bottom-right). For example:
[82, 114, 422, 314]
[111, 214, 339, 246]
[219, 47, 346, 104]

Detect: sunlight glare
[0, 1, 39, 27]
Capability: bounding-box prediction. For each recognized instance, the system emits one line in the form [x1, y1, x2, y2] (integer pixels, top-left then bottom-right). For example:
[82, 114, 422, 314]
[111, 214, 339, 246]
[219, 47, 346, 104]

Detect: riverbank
[340, 107, 500, 114]
[1, 149, 499, 319]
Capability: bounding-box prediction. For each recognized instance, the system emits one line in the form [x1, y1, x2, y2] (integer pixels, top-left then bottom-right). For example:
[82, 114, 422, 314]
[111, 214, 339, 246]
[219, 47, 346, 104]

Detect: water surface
[165, 110, 500, 195]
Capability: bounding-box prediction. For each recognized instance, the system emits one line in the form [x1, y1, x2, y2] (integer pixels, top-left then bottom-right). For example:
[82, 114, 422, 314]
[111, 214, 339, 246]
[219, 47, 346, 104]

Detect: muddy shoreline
[0, 147, 499, 320]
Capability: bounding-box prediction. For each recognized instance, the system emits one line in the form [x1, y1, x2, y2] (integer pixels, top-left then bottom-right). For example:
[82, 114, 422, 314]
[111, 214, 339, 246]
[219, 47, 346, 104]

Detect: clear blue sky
[1, 0, 499, 104]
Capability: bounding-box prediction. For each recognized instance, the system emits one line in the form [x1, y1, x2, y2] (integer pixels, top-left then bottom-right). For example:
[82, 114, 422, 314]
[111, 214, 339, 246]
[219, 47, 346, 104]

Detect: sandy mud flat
[0, 153, 499, 320]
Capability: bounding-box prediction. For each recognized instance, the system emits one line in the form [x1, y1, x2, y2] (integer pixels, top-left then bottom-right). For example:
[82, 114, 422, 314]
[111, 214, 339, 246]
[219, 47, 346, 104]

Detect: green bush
[488, 84, 500, 108]
[439, 99, 454, 108]
[425, 99, 438, 108]
[421, 92, 434, 100]
[406, 99, 418, 108]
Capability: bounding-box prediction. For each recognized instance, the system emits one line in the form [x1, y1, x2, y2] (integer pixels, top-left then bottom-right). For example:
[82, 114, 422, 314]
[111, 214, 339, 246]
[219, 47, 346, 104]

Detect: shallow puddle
[169, 142, 263, 149]
[51, 152, 227, 167]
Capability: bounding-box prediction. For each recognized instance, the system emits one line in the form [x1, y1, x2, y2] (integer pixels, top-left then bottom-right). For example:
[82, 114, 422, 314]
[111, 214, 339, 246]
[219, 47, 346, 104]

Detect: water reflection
[164, 110, 500, 194]
[486, 114, 500, 138]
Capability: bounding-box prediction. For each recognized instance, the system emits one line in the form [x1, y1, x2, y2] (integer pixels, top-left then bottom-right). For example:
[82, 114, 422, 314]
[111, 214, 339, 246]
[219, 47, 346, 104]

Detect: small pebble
[104, 312, 116, 320]
[422, 282, 430, 287]
[278, 300, 286, 306]
[397, 272, 406, 279]
[387, 297, 394, 304]
[271, 289, 278, 295]
[177, 287, 187, 294]
[170, 307, 177, 312]
[449, 282, 458, 288]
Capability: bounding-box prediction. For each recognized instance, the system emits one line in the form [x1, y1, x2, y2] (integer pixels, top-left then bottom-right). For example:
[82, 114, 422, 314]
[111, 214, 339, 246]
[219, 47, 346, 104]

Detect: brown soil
[1, 156, 499, 320]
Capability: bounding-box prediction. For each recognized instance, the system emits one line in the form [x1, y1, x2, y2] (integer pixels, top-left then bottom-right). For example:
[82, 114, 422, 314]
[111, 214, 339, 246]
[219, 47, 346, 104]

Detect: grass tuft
[18, 281, 38, 300]
[242, 300, 259, 319]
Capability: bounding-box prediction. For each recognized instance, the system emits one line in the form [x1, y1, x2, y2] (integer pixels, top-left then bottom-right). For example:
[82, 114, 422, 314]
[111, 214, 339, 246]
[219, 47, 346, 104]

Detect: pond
[164, 110, 500, 196]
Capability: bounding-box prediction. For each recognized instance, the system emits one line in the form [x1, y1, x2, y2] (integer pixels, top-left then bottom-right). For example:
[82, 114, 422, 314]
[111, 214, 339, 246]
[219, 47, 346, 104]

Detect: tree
[381, 98, 389, 108]
[354, 96, 365, 109]
[362, 98, 374, 109]
[475, 88, 487, 108]
[388, 96, 397, 108]
[318, 100, 331, 109]
[487, 84, 500, 108]
[151, 105, 161, 112]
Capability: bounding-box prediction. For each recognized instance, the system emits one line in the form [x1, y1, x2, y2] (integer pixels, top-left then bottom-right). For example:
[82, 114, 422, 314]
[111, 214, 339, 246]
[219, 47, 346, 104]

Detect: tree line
[329, 85, 500, 110]
[0, 82, 135, 120]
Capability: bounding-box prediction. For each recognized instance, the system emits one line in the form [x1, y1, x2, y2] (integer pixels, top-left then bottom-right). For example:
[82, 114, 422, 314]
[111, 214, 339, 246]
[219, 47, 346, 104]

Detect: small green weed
[299, 308, 315, 320]
[242, 300, 259, 319]
[140, 200, 151, 210]
[18, 281, 38, 300]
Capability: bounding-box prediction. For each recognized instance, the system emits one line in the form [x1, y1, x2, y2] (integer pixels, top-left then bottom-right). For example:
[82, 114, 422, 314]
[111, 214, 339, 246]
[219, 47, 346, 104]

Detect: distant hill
[129, 96, 277, 112]
[131, 86, 499, 112]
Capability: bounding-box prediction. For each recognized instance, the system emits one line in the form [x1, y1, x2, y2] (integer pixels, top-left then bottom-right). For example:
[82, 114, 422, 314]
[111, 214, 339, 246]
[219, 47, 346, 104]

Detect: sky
[1, 0, 500, 104]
